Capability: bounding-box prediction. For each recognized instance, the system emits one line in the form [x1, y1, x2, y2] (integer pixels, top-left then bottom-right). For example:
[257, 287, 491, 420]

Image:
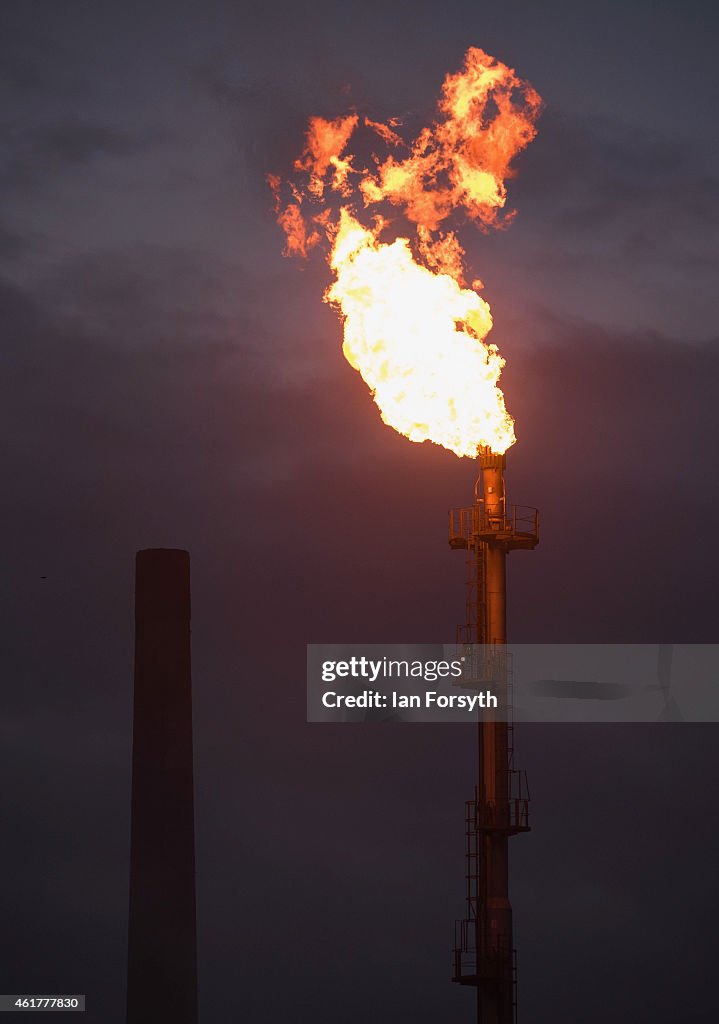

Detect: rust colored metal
[450, 451, 538, 1024]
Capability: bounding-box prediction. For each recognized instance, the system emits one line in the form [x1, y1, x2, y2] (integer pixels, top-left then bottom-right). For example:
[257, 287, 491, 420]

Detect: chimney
[126, 549, 198, 1024]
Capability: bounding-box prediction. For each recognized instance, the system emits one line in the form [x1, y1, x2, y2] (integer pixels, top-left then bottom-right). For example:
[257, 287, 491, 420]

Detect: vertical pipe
[126, 549, 198, 1024]
[478, 455, 513, 1024]
[481, 456, 507, 646]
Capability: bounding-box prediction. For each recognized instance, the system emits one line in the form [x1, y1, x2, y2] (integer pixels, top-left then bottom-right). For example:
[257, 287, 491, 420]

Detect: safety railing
[449, 504, 539, 544]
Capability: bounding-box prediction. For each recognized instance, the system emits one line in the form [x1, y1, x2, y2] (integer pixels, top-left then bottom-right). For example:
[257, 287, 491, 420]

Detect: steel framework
[449, 451, 538, 1024]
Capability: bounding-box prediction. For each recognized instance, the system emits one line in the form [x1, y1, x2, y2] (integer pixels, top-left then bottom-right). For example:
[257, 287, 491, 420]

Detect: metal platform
[453, 936, 517, 989]
[449, 505, 539, 551]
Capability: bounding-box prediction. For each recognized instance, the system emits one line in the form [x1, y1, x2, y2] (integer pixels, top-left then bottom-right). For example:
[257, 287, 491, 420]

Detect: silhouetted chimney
[126, 549, 198, 1024]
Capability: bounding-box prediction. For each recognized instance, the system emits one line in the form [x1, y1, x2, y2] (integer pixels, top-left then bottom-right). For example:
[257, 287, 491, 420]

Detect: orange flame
[269, 47, 541, 457]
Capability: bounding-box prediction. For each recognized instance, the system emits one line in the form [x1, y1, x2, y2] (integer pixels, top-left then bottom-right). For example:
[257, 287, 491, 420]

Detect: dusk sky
[2, 2, 718, 1022]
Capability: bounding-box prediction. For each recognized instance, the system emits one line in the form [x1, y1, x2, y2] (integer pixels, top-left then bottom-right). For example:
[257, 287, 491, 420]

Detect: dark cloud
[0, 220, 26, 260]
[514, 109, 719, 260]
[40, 122, 148, 164]
[1, 121, 154, 193]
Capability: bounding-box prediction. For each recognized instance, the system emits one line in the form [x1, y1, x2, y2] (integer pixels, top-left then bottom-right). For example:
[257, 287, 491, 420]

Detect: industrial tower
[127, 549, 198, 1024]
[449, 450, 538, 1024]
